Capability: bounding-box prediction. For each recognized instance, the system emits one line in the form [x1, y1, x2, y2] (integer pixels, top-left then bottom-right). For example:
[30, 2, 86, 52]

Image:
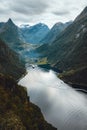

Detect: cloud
[9, 0, 49, 15]
[0, 0, 87, 27]
[53, 11, 70, 16]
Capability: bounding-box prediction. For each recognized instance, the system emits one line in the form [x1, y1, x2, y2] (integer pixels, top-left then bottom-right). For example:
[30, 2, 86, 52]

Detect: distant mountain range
[0, 20, 57, 130]
[0, 18, 72, 64]
[0, 18, 71, 50]
[0, 20, 47, 50]
[0, 19, 50, 55]
[37, 6, 87, 86]
[40, 21, 72, 44]
[20, 23, 50, 44]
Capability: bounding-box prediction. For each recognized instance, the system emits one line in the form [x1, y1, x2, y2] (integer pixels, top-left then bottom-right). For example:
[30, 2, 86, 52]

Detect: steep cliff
[0, 74, 57, 130]
[0, 39, 25, 80]
[37, 7, 87, 87]
[0, 39, 56, 130]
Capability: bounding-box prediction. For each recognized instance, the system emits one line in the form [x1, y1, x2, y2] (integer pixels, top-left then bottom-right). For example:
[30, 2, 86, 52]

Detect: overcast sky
[0, 0, 87, 27]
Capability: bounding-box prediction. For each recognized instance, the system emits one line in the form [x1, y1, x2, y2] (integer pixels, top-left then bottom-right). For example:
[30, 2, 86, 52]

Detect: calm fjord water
[19, 67, 87, 130]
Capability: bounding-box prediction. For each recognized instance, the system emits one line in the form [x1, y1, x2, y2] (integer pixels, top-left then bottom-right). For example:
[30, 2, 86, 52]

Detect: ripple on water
[19, 67, 87, 130]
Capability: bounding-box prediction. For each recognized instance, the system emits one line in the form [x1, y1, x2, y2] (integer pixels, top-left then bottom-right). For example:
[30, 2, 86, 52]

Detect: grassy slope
[37, 7, 87, 87]
[0, 74, 57, 130]
[0, 39, 26, 80]
[0, 39, 57, 130]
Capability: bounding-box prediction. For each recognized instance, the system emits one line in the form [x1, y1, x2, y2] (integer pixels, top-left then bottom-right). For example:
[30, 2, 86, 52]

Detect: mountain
[37, 7, 87, 86]
[20, 23, 50, 44]
[0, 38, 56, 130]
[0, 19, 50, 46]
[0, 39, 25, 80]
[75, 7, 87, 22]
[40, 21, 72, 44]
[0, 22, 5, 28]
[0, 19, 49, 64]
[0, 74, 57, 130]
[0, 18, 24, 51]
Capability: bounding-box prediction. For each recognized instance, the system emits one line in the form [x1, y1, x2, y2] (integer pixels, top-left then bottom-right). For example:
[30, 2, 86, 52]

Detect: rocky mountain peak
[7, 18, 14, 24]
[8, 18, 13, 23]
[75, 6, 87, 22]
[29, 23, 49, 31]
[82, 6, 87, 14]
[5, 18, 16, 28]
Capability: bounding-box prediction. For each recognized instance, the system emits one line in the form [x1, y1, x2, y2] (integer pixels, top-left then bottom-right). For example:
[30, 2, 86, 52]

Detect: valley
[0, 5, 87, 130]
[37, 7, 87, 89]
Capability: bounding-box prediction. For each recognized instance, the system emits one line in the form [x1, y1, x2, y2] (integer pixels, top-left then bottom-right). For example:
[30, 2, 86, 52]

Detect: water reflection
[19, 67, 87, 130]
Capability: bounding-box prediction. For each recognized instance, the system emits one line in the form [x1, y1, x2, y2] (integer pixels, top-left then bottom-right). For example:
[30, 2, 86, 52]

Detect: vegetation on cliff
[0, 74, 57, 130]
[0, 38, 56, 130]
[0, 39, 25, 80]
[37, 7, 87, 87]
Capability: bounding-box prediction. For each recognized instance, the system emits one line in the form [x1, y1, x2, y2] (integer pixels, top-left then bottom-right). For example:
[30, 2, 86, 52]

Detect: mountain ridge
[20, 22, 50, 44]
[0, 18, 23, 52]
[40, 21, 72, 44]
[0, 39, 25, 80]
[37, 6, 87, 86]
[0, 74, 57, 130]
[75, 6, 87, 22]
[0, 29, 57, 130]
